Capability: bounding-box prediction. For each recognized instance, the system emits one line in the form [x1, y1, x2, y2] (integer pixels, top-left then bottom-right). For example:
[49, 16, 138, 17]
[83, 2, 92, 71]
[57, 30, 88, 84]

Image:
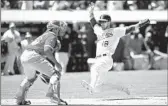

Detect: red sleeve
[44, 35, 57, 52]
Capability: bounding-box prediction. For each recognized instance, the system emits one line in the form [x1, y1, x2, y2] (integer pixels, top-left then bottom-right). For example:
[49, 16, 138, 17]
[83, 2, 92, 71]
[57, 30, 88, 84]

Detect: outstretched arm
[126, 19, 150, 34]
[89, 2, 97, 27]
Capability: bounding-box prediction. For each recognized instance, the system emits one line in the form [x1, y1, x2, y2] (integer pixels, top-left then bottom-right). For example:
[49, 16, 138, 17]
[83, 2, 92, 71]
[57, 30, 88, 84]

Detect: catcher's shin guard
[46, 83, 68, 105]
[46, 73, 67, 105]
[46, 73, 60, 101]
[15, 76, 37, 105]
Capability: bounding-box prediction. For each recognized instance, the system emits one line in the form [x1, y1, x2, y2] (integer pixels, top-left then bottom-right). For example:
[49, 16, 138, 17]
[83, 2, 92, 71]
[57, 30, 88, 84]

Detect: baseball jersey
[21, 39, 32, 51]
[1, 29, 21, 53]
[93, 25, 126, 56]
[27, 31, 59, 56]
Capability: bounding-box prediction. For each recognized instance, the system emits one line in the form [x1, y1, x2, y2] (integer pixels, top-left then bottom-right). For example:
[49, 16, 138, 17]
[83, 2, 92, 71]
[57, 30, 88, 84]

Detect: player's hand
[89, 2, 95, 16]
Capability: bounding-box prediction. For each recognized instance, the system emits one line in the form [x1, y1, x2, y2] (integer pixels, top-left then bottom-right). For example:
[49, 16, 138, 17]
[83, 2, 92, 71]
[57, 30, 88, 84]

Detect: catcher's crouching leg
[15, 75, 37, 105]
[46, 72, 68, 105]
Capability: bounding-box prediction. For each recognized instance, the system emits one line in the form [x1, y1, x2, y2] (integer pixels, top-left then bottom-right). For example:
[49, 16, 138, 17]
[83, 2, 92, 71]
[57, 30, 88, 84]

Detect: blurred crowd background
[1, 0, 168, 76]
[1, 0, 168, 10]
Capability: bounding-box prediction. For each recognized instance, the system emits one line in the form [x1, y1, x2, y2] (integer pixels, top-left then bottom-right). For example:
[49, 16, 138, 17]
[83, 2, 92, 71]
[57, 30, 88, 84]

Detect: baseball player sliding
[82, 2, 150, 94]
[15, 21, 68, 105]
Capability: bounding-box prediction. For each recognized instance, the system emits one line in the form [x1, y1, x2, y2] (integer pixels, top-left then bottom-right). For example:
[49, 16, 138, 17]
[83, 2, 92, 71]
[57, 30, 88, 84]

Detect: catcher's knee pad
[49, 73, 60, 85]
[15, 76, 37, 104]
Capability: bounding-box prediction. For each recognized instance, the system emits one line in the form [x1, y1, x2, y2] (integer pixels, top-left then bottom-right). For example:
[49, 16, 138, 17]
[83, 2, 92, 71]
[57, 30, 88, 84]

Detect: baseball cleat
[48, 94, 68, 105]
[123, 87, 130, 95]
[117, 86, 130, 95]
[46, 87, 68, 105]
[16, 100, 31, 105]
[81, 80, 94, 94]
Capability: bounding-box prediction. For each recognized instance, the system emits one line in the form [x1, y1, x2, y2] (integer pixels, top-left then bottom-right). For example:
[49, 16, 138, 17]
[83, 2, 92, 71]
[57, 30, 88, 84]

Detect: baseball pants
[90, 55, 113, 88]
[20, 50, 55, 80]
[55, 52, 69, 74]
[3, 52, 17, 75]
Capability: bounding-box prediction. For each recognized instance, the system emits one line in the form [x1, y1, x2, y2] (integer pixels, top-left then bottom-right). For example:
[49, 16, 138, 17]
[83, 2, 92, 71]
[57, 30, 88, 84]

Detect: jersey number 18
[102, 41, 109, 47]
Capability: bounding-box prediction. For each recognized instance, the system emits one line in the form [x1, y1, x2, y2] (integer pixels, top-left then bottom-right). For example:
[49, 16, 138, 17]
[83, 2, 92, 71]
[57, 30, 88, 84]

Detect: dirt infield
[1, 70, 167, 105]
[1, 97, 167, 105]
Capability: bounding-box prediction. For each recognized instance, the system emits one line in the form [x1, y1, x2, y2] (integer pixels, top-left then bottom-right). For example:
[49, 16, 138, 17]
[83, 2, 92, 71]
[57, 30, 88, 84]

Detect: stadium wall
[1, 10, 167, 22]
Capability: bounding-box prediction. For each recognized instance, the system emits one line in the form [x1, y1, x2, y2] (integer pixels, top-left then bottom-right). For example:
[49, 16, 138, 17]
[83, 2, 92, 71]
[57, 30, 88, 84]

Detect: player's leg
[8, 52, 16, 74]
[82, 57, 107, 93]
[61, 52, 69, 74]
[146, 52, 155, 69]
[46, 72, 61, 103]
[55, 52, 69, 75]
[3, 53, 16, 75]
[16, 52, 24, 74]
[1, 55, 9, 75]
[55, 52, 64, 74]
[99, 56, 130, 94]
[15, 63, 37, 105]
[82, 56, 113, 93]
[30, 54, 67, 105]
[98, 56, 130, 95]
[43, 67, 68, 105]
[83, 56, 130, 95]
[90, 57, 112, 90]
[46, 79, 68, 105]
[82, 61, 106, 94]
[90, 63, 99, 89]
[15, 50, 41, 105]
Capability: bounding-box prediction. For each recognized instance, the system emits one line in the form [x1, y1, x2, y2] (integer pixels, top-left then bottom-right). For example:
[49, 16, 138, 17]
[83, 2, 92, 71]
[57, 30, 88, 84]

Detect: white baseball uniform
[1, 29, 21, 75]
[21, 39, 30, 50]
[90, 24, 126, 89]
[55, 33, 70, 74]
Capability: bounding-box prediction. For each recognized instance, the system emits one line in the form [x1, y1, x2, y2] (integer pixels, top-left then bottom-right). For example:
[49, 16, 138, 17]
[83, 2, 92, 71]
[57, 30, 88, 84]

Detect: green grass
[1, 70, 167, 99]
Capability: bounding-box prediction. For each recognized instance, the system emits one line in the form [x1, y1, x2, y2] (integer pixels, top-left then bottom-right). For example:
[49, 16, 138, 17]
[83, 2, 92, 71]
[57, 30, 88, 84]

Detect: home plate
[1, 97, 167, 105]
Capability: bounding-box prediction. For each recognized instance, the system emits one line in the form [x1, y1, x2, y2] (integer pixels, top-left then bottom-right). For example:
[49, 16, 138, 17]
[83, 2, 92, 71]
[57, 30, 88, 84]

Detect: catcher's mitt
[138, 19, 150, 28]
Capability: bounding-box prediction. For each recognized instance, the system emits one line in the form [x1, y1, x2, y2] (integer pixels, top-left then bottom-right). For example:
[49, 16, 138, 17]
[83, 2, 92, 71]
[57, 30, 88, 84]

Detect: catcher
[15, 20, 68, 105]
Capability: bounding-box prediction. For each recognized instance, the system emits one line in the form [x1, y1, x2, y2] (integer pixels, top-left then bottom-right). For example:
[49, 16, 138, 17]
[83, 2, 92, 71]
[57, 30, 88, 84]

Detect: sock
[90, 69, 99, 89]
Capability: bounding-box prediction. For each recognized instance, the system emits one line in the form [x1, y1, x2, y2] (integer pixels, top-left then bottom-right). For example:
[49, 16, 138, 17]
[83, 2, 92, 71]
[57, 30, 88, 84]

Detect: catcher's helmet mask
[47, 21, 67, 32]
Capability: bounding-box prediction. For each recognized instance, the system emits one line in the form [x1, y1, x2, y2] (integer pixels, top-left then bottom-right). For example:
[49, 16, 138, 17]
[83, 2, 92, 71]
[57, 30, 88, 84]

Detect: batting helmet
[98, 14, 111, 22]
[47, 20, 67, 31]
